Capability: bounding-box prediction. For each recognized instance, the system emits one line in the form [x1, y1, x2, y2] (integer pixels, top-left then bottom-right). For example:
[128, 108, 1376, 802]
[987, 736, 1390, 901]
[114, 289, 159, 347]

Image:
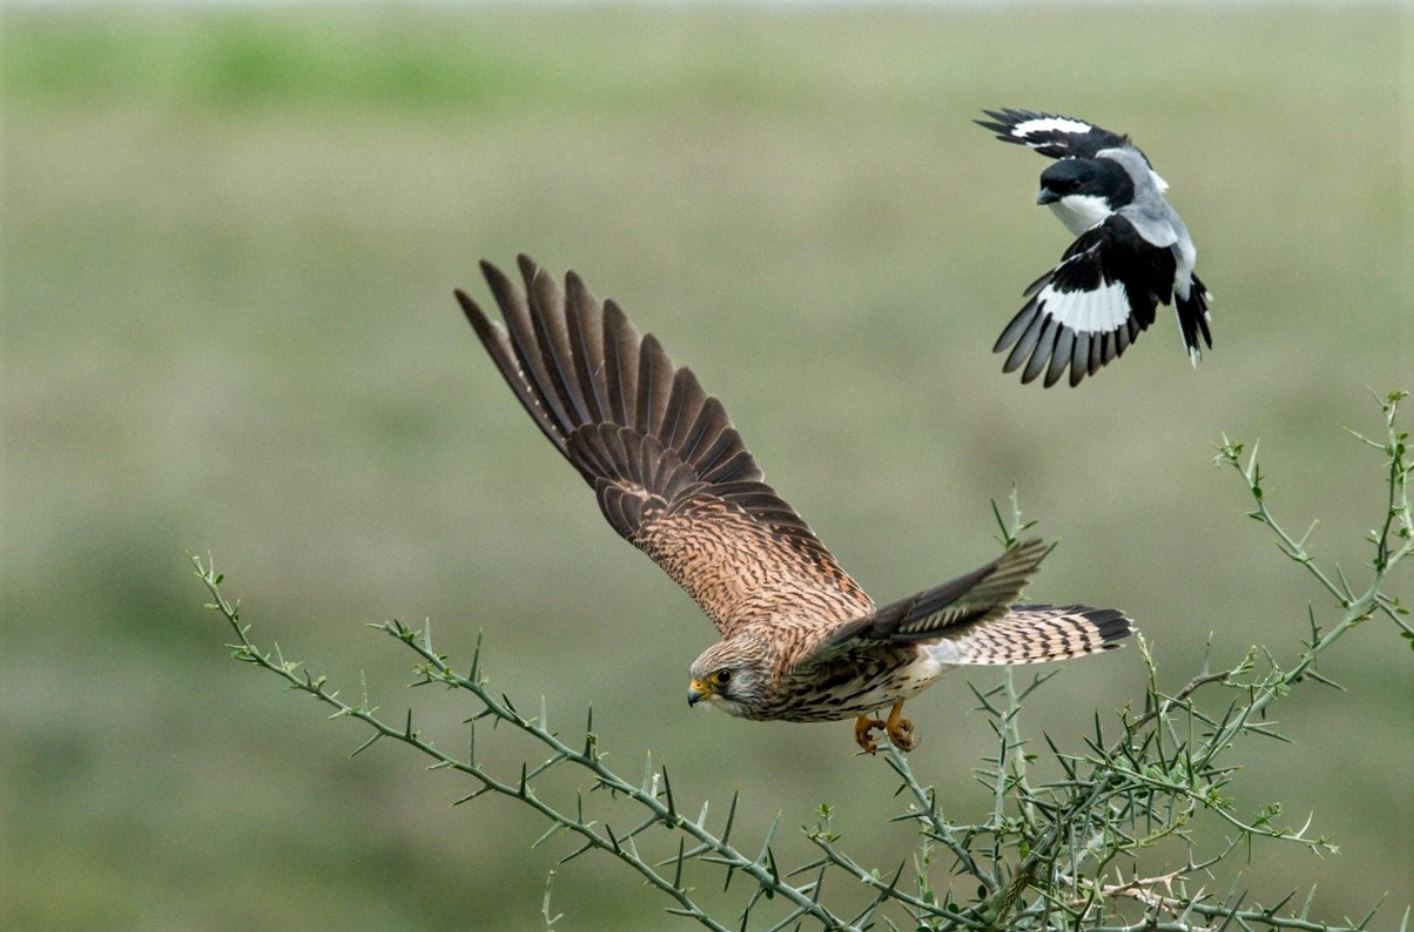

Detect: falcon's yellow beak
[687, 679, 713, 707]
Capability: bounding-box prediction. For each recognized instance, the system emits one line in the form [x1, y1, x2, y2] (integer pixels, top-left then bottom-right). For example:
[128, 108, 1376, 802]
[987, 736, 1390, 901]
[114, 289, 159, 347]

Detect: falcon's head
[687, 636, 772, 718]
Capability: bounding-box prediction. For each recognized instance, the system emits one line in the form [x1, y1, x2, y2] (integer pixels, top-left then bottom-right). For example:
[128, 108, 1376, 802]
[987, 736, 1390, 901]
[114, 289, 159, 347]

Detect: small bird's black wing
[975, 108, 1132, 160]
[993, 215, 1176, 388]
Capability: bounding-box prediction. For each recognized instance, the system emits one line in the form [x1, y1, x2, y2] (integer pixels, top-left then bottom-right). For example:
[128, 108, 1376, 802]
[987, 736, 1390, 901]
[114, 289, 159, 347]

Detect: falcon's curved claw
[854, 714, 887, 754]
[854, 702, 920, 754]
[886, 701, 919, 752]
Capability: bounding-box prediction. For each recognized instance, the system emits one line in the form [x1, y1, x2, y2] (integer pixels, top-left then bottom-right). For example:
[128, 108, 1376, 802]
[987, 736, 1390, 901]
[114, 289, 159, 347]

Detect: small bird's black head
[1036, 158, 1135, 208]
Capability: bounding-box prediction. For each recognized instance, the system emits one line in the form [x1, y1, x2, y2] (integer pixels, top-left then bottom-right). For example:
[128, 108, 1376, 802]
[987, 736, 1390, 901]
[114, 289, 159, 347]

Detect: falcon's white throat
[703, 694, 748, 717]
[1048, 194, 1114, 236]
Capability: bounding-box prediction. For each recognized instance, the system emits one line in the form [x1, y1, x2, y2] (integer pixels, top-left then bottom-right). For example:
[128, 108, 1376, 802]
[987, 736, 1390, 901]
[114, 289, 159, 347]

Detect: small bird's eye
[713, 669, 733, 686]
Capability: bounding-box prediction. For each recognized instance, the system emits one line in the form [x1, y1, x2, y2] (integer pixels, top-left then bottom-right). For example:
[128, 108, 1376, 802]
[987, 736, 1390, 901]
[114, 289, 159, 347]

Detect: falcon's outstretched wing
[993, 214, 1188, 388]
[818, 538, 1049, 650]
[457, 256, 873, 638]
[975, 108, 1168, 191]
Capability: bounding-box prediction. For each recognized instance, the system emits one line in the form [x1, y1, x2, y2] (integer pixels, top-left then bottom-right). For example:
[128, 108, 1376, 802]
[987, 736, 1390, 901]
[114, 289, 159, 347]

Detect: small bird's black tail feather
[1175, 273, 1212, 365]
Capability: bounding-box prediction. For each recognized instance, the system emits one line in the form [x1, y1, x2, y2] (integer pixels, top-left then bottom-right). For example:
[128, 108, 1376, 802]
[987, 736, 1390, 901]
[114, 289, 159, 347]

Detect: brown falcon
[456, 256, 1134, 753]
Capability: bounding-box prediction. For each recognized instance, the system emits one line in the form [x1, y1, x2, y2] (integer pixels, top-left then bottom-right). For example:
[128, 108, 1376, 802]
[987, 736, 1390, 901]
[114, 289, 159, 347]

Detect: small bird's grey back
[1101, 147, 1181, 247]
[1102, 146, 1199, 291]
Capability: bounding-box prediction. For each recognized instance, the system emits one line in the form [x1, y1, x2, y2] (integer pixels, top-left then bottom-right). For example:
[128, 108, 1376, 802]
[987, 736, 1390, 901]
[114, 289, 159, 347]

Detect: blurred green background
[3, 4, 1410, 929]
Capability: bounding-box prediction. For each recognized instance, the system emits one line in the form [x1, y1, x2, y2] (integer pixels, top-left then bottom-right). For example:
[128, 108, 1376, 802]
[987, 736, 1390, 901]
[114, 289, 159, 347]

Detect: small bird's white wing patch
[1011, 116, 1094, 138]
[1037, 280, 1132, 334]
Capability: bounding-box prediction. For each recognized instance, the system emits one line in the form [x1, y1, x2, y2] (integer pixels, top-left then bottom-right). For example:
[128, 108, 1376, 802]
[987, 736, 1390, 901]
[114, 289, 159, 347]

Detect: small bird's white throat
[1047, 194, 1114, 236]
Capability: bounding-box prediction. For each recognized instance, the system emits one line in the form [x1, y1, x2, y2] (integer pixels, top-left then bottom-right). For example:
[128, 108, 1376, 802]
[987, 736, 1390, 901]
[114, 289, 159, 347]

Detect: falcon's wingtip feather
[454, 287, 495, 338]
[1011, 536, 1047, 557]
[478, 258, 520, 304]
[1007, 536, 1051, 579]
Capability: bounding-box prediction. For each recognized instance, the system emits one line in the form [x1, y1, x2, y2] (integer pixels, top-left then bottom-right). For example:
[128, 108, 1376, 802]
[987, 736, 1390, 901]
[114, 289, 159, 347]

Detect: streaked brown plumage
[457, 256, 1135, 752]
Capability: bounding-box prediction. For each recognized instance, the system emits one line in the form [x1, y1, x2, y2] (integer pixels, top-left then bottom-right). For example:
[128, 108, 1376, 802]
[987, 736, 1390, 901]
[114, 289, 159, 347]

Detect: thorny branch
[196, 391, 1410, 930]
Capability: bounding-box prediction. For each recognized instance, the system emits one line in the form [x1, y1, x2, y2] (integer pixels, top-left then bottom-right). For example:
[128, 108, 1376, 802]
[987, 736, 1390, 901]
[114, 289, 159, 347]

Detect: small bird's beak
[687, 679, 712, 707]
[1036, 187, 1060, 206]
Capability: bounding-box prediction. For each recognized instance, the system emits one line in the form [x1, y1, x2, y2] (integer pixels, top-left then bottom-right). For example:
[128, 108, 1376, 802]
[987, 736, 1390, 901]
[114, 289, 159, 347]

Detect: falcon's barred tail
[1175, 273, 1213, 366]
[926, 604, 1133, 666]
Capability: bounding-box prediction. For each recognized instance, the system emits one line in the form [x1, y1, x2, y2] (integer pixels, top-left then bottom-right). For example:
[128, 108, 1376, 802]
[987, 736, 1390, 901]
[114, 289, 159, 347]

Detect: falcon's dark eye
[713, 669, 733, 686]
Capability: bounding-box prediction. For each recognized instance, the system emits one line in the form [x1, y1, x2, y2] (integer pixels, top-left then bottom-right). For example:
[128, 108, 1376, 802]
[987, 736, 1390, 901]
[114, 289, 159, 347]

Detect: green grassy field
[3, 5, 1410, 929]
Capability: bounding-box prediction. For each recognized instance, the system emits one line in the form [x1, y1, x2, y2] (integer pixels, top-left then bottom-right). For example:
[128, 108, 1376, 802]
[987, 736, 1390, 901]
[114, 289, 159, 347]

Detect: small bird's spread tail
[1175, 273, 1213, 367]
[925, 604, 1133, 666]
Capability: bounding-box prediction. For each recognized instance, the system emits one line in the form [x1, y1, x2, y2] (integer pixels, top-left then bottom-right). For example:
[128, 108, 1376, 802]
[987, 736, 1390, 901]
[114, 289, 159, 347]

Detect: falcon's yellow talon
[855, 706, 918, 754]
[854, 714, 887, 754]
[885, 701, 919, 752]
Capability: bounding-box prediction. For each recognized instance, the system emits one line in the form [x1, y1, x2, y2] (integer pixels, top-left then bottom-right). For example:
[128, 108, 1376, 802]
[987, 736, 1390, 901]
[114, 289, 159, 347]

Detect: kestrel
[975, 108, 1212, 388]
[457, 256, 1134, 753]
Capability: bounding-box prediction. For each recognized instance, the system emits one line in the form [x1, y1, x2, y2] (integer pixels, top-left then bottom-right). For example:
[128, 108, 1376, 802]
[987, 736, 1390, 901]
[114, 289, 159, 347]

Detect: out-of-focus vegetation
[2, 6, 1408, 930]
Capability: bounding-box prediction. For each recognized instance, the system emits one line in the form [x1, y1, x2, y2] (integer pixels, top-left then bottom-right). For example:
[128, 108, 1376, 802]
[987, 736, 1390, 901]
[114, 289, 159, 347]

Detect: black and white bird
[975, 109, 1212, 388]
